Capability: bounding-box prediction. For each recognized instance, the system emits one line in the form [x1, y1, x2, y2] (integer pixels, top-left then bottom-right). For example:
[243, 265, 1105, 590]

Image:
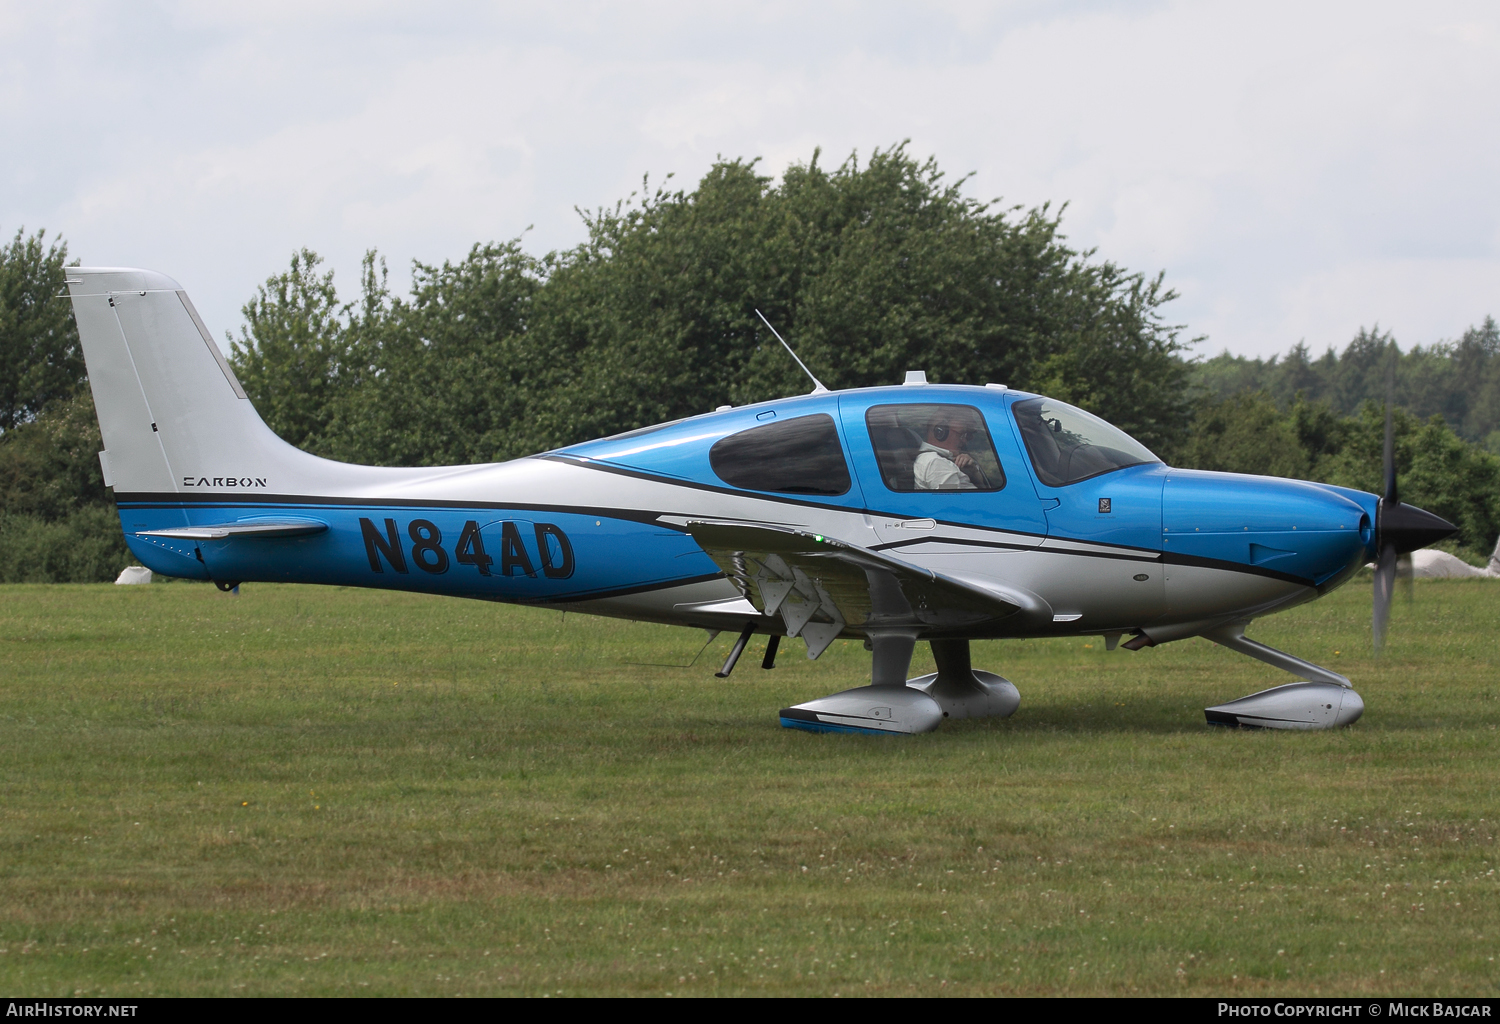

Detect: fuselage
[115, 383, 1378, 643]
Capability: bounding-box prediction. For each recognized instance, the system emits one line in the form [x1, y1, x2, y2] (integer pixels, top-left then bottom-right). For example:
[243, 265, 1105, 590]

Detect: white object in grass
[1410, 549, 1491, 578]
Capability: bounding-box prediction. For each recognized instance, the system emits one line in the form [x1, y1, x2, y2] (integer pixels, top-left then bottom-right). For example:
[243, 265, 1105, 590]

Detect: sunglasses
[931, 424, 978, 441]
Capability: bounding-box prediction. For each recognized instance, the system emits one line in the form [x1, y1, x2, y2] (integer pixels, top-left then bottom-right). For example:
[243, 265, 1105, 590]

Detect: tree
[0, 390, 130, 582]
[0, 228, 132, 582]
[229, 250, 362, 455]
[338, 243, 543, 466]
[230, 147, 1196, 465]
[0, 229, 82, 432]
[523, 146, 1194, 456]
[0, 391, 110, 522]
[1192, 316, 1500, 450]
[1175, 391, 1309, 477]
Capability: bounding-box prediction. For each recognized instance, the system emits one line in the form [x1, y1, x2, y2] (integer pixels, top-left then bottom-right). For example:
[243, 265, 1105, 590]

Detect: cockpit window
[1012, 397, 1159, 487]
[865, 404, 1005, 492]
[709, 414, 851, 496]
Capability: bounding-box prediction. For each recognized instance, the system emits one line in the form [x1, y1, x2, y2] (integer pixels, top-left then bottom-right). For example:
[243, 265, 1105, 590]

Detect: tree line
[2, 146, 1497, 581]
[1196, 320, 1500, 452]
[230, 148, 1193, 467]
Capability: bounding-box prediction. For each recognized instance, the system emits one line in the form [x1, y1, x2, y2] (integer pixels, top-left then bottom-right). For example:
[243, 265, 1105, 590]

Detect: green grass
[1, 577, 1498, 997]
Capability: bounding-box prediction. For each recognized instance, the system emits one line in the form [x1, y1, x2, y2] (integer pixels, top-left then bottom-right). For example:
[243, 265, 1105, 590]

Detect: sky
[4, 1, 1499, 362]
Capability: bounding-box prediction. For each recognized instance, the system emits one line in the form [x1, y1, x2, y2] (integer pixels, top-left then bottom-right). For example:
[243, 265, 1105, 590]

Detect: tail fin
[67, 267, 354, 497]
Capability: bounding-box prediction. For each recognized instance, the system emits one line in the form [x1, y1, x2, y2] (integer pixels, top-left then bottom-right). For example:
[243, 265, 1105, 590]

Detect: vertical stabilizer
[66, 268, 327, 496]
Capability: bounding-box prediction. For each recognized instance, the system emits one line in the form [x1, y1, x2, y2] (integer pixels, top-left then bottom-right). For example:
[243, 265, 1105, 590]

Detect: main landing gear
[777, 637, 1019, 735]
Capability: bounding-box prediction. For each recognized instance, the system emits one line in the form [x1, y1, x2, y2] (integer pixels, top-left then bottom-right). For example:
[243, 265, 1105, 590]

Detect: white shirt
[913, 442, 977, 490]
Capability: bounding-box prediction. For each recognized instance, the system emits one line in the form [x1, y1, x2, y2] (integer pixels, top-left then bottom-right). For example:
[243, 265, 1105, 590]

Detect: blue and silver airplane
[65, 267, 1456, 734]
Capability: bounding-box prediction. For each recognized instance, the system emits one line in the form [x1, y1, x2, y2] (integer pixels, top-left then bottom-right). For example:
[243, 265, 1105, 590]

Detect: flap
[680, 519, 1034, 655]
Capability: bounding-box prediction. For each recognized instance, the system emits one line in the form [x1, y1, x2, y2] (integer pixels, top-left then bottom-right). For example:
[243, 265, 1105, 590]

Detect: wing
[679, 518, 1047, 658]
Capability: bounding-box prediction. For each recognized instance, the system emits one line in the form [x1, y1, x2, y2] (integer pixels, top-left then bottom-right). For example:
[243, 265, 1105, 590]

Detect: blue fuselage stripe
[115, 498, 723, 601]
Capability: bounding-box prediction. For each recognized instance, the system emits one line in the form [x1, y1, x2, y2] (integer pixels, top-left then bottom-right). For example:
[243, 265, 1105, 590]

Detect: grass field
[1, 577, 1498, 997]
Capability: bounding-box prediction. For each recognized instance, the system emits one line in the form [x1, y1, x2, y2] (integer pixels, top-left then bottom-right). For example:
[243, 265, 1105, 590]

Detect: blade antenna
[755, 309, 829, 394]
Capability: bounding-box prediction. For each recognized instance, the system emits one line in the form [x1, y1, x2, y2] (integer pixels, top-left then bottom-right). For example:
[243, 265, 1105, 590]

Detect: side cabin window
[709, 414, 852, 496]
[865, 404, 1006, 492]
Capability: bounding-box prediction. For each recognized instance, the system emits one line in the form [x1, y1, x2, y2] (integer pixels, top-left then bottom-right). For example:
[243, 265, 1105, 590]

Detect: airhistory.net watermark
[4, 1005, 138, 1018]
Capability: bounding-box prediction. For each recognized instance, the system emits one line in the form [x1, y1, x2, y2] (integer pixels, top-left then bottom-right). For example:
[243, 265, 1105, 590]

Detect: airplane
[64, 267, 1458, 734]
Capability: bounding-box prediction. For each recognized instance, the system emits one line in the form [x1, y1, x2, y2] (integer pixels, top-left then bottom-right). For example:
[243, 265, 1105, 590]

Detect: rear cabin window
[709, 414, 852, 496]
[865, 404, 1006, 492]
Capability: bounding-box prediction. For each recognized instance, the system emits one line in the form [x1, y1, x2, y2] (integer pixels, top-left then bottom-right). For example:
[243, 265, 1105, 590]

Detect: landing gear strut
[1200, 624, 1364, 730]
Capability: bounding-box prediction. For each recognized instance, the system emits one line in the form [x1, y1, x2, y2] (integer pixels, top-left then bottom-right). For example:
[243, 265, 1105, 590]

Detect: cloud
[4, 1, 1498, 359]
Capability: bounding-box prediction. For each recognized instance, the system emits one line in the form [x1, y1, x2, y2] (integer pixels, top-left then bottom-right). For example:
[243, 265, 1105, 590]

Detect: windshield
[1012, 397, 1159, 487]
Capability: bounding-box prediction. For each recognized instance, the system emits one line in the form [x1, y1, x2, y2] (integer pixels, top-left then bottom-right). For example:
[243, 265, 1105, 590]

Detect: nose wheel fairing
[1205, 682, 1365, 730]
[1197, 623, 1364, 730]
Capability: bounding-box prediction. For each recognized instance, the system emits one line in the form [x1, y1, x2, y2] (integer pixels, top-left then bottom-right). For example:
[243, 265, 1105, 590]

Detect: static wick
[755, 309, 829, 394]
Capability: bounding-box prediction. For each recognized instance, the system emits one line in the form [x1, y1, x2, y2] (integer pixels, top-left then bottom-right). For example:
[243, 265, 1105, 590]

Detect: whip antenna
[755, 309, 828, 394]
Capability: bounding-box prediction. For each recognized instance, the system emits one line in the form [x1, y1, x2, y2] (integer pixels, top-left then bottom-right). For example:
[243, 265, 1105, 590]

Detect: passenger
[914, 411, 988, 490]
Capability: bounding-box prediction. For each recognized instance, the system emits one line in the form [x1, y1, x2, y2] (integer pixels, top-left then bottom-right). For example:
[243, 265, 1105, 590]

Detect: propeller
[1372, 403, 1458, 654]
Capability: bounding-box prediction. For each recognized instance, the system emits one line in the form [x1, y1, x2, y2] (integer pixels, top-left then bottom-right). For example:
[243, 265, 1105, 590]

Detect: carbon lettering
[408, 519, 449, 574]
[180, 476, 268, 488]
[500, 521, 536, 577]
[535, 522, 575, 579]
[360, 517, 408, 573]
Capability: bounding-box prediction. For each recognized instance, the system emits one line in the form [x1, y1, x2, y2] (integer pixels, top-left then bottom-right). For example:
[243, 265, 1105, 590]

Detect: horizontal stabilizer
[136, 519, 328, 540]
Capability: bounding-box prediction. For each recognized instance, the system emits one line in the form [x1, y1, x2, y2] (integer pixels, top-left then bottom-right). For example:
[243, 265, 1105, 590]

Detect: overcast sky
[5, 2, 1498, 362]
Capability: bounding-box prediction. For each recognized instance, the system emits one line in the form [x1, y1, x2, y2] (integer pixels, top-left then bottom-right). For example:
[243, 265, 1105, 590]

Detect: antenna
[755, 309, 829, 394]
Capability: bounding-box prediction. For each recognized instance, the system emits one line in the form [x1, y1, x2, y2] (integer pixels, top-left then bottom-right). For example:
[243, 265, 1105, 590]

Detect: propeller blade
[1397, 552, 1414, 604]
[1373, 543, 1397, 655]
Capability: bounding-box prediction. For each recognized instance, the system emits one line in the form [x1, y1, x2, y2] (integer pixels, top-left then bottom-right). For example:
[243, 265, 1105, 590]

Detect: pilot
[914, 409, 987, 490]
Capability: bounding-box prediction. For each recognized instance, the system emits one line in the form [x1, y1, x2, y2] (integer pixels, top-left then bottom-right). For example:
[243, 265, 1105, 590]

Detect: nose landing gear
[1200, 623, 1364, 730]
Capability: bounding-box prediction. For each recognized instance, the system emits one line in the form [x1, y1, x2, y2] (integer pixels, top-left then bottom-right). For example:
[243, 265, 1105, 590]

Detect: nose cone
[1379, 501, 1457, 554]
